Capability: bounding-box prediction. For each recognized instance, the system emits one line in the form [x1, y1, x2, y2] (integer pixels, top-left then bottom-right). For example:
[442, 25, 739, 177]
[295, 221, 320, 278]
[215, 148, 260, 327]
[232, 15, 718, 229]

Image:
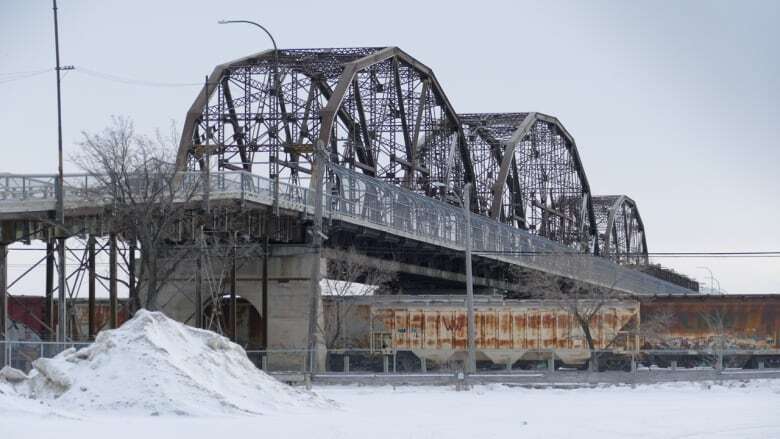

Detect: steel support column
[0, 243, 7, 367]
[108, 233, 117, 329]
[45, 237, 55, 339]
[87, 235, 96, 339]
[230, 239, 237, 341]
[195, 253, 203, 329]
[56, 235, 66, 341]
[262, 234, 269, 349]
[128, 241, 136, 315]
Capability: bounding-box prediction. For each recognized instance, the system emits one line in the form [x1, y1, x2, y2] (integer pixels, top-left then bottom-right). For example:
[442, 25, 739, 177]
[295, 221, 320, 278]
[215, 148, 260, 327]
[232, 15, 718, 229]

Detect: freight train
[323, 294, 780, 370]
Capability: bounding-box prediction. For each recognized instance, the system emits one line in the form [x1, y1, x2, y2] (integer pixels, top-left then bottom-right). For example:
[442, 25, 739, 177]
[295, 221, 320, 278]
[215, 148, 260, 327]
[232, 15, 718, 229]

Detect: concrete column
[344, 355, 350, 373]
[547, 357, 555, 372]
[383, 355, 389, 373]
[149, 245, 327, 371]
[758, 359, 765, 370]
[421, 357, 427, 373]
[671, 360, 677, 371]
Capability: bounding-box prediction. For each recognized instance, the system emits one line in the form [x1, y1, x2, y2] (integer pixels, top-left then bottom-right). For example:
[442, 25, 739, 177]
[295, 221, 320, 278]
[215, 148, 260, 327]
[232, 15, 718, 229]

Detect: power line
[0, 68, 53, 84]
[75, 67, 202, 87]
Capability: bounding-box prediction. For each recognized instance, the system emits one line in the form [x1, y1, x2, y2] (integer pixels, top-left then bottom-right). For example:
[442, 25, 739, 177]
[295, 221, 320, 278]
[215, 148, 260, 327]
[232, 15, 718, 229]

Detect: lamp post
[434, 181, 476, 373]
[462, 183, 476, 374]
[696, 266, 721, 294]
[53, 0, 67, 342]
[217, 20, 281, 212]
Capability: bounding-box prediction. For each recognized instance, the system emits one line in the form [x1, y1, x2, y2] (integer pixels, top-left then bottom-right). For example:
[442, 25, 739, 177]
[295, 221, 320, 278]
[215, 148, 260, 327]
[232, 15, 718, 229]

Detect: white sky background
[1, 0, 778, 294]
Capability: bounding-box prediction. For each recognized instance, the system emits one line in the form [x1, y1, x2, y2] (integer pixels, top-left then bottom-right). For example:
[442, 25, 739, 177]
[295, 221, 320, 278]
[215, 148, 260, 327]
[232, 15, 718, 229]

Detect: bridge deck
[0, 168, 693, 295]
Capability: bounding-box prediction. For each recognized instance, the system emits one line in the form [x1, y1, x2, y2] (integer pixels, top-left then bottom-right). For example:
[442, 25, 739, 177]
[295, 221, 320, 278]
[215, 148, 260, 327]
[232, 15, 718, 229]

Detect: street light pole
[463, 183, 476, 374]
[53, 0, 67, 342]
[217, 19, 281, 213]
[696, 266, 719, 294]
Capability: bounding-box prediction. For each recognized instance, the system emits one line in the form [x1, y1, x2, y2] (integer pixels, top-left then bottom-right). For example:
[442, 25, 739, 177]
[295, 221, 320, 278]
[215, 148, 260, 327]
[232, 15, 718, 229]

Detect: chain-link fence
[2, 340, 777, 376]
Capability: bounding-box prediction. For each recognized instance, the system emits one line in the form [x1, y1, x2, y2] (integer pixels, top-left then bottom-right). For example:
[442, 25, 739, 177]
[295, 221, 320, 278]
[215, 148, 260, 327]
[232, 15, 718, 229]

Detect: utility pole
[463, 183, 476, 374]
[306, 140, 326, 376]
[53, 0, 68, 342]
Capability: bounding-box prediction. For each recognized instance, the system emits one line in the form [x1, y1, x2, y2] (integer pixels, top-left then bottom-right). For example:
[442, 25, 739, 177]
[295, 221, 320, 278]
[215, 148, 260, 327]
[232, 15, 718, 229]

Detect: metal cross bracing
[176, 47, 475, 203]
[459, 113, 597, 252]
[592, 195, 648, 265]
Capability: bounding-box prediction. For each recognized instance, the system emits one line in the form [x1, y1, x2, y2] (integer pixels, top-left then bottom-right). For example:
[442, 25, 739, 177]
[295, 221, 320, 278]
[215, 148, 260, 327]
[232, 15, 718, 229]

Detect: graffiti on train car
[358, 296, 640, 365]
[641, 295, 780, 351]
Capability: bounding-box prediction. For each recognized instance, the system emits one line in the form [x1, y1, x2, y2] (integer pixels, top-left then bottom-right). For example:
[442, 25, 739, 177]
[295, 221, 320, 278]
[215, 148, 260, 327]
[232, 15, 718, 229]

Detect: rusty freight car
[324, 295, 640, 367]
[640, 294, 780, 367]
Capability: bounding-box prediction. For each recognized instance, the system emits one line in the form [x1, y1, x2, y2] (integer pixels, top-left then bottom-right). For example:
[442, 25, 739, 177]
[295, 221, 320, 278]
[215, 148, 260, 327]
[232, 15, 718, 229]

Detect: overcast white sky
[1, 0, 778, 294]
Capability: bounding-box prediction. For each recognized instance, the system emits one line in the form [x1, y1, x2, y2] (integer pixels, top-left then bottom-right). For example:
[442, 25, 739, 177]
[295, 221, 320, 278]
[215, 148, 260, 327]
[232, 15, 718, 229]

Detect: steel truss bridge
[0, 47, 692, 337]
[174, 46, 664, 288]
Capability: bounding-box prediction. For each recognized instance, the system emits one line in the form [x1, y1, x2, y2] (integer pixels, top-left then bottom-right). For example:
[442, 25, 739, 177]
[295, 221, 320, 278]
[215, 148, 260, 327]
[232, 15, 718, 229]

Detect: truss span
[592, 195, 648, 264]
[175, 48, 658, 259]
[176, 47, 475, 200]
[460, 113, 597, 252]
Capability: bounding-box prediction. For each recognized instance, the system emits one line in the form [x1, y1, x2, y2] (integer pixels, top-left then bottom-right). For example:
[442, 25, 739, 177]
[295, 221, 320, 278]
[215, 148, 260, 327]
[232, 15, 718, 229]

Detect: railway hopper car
[324, 295, 640, 368]
[639, 294, 780, 367]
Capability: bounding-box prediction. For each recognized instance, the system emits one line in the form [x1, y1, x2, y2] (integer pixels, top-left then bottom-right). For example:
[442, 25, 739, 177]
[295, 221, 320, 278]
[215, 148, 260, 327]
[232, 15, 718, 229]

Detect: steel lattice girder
[592, 195, 648, 264]
[175, 47, 476, 200]
[459, 112, 598, 252]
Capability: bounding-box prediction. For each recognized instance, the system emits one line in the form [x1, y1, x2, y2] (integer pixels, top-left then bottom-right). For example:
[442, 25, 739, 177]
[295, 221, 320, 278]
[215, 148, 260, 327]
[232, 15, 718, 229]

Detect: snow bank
[5, 310, 330, 416]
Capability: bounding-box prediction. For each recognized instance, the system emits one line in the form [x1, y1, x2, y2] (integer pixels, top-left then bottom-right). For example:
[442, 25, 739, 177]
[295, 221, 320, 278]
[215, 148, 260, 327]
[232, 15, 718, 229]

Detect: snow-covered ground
[1, 310, 778, 438]
[2, 381, 779, 439]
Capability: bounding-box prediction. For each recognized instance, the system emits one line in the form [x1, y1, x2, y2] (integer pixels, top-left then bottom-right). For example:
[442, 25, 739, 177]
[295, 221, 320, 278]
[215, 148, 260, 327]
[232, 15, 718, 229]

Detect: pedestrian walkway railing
[0, 166, 693, 295]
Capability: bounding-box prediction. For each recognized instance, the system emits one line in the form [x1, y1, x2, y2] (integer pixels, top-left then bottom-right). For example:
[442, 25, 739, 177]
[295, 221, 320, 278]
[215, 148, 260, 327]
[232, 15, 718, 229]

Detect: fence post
[0, 243, 7, 367]
[383, 354, 389, 374]
[671, 360, 677, 371]
[261, 354, 268, 371]
[758, 359, 765, 370]
[421, 357, 427, 373]
[344, 355, 350, 374]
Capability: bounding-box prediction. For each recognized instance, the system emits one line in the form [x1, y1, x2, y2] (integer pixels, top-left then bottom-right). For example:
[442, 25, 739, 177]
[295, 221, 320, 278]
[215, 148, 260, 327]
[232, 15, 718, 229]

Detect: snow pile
[4, 310, 329, 416]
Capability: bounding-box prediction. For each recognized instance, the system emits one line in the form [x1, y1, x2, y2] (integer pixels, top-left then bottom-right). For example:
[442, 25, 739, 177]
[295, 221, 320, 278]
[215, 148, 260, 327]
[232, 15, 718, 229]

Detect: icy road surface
[2, 381, 779, 439]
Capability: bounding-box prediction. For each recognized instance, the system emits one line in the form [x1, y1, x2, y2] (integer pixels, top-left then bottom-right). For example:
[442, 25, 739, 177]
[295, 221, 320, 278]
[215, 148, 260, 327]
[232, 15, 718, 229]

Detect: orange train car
[640, 295, 780, 353]
[325, 295, 640, 366]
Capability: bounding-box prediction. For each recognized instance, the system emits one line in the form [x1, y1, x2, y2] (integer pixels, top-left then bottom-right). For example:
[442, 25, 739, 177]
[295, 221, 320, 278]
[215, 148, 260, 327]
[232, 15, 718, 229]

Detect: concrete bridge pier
[150, 244, 327, 372]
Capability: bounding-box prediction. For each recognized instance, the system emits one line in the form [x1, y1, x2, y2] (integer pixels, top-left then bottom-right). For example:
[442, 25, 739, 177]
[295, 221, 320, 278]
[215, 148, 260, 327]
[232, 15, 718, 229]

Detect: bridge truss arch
[459, 113, 598, 252]
[592, 195, 648, 264]
[175, 47, 475, 200]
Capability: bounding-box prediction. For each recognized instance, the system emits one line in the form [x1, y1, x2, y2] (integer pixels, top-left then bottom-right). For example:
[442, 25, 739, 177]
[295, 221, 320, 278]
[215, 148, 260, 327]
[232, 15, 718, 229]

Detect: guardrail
[0, 166, 694, 295]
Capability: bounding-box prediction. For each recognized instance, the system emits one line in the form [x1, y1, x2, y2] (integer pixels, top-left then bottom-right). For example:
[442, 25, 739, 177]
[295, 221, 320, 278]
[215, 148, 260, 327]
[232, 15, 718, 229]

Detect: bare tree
[509, 262, 628, 369]
[322, 248, 396, 348]
[71, 116, 200, 310]
[700, 307, 733, 370]
[635, 307, 676, 348]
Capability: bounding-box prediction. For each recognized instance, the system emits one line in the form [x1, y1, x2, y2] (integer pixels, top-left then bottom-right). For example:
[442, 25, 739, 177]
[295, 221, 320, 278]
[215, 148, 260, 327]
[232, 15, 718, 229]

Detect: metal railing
[0, 340, 91, 373]
[2, 341, 775, 375]
[0, 166, 694, 295]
